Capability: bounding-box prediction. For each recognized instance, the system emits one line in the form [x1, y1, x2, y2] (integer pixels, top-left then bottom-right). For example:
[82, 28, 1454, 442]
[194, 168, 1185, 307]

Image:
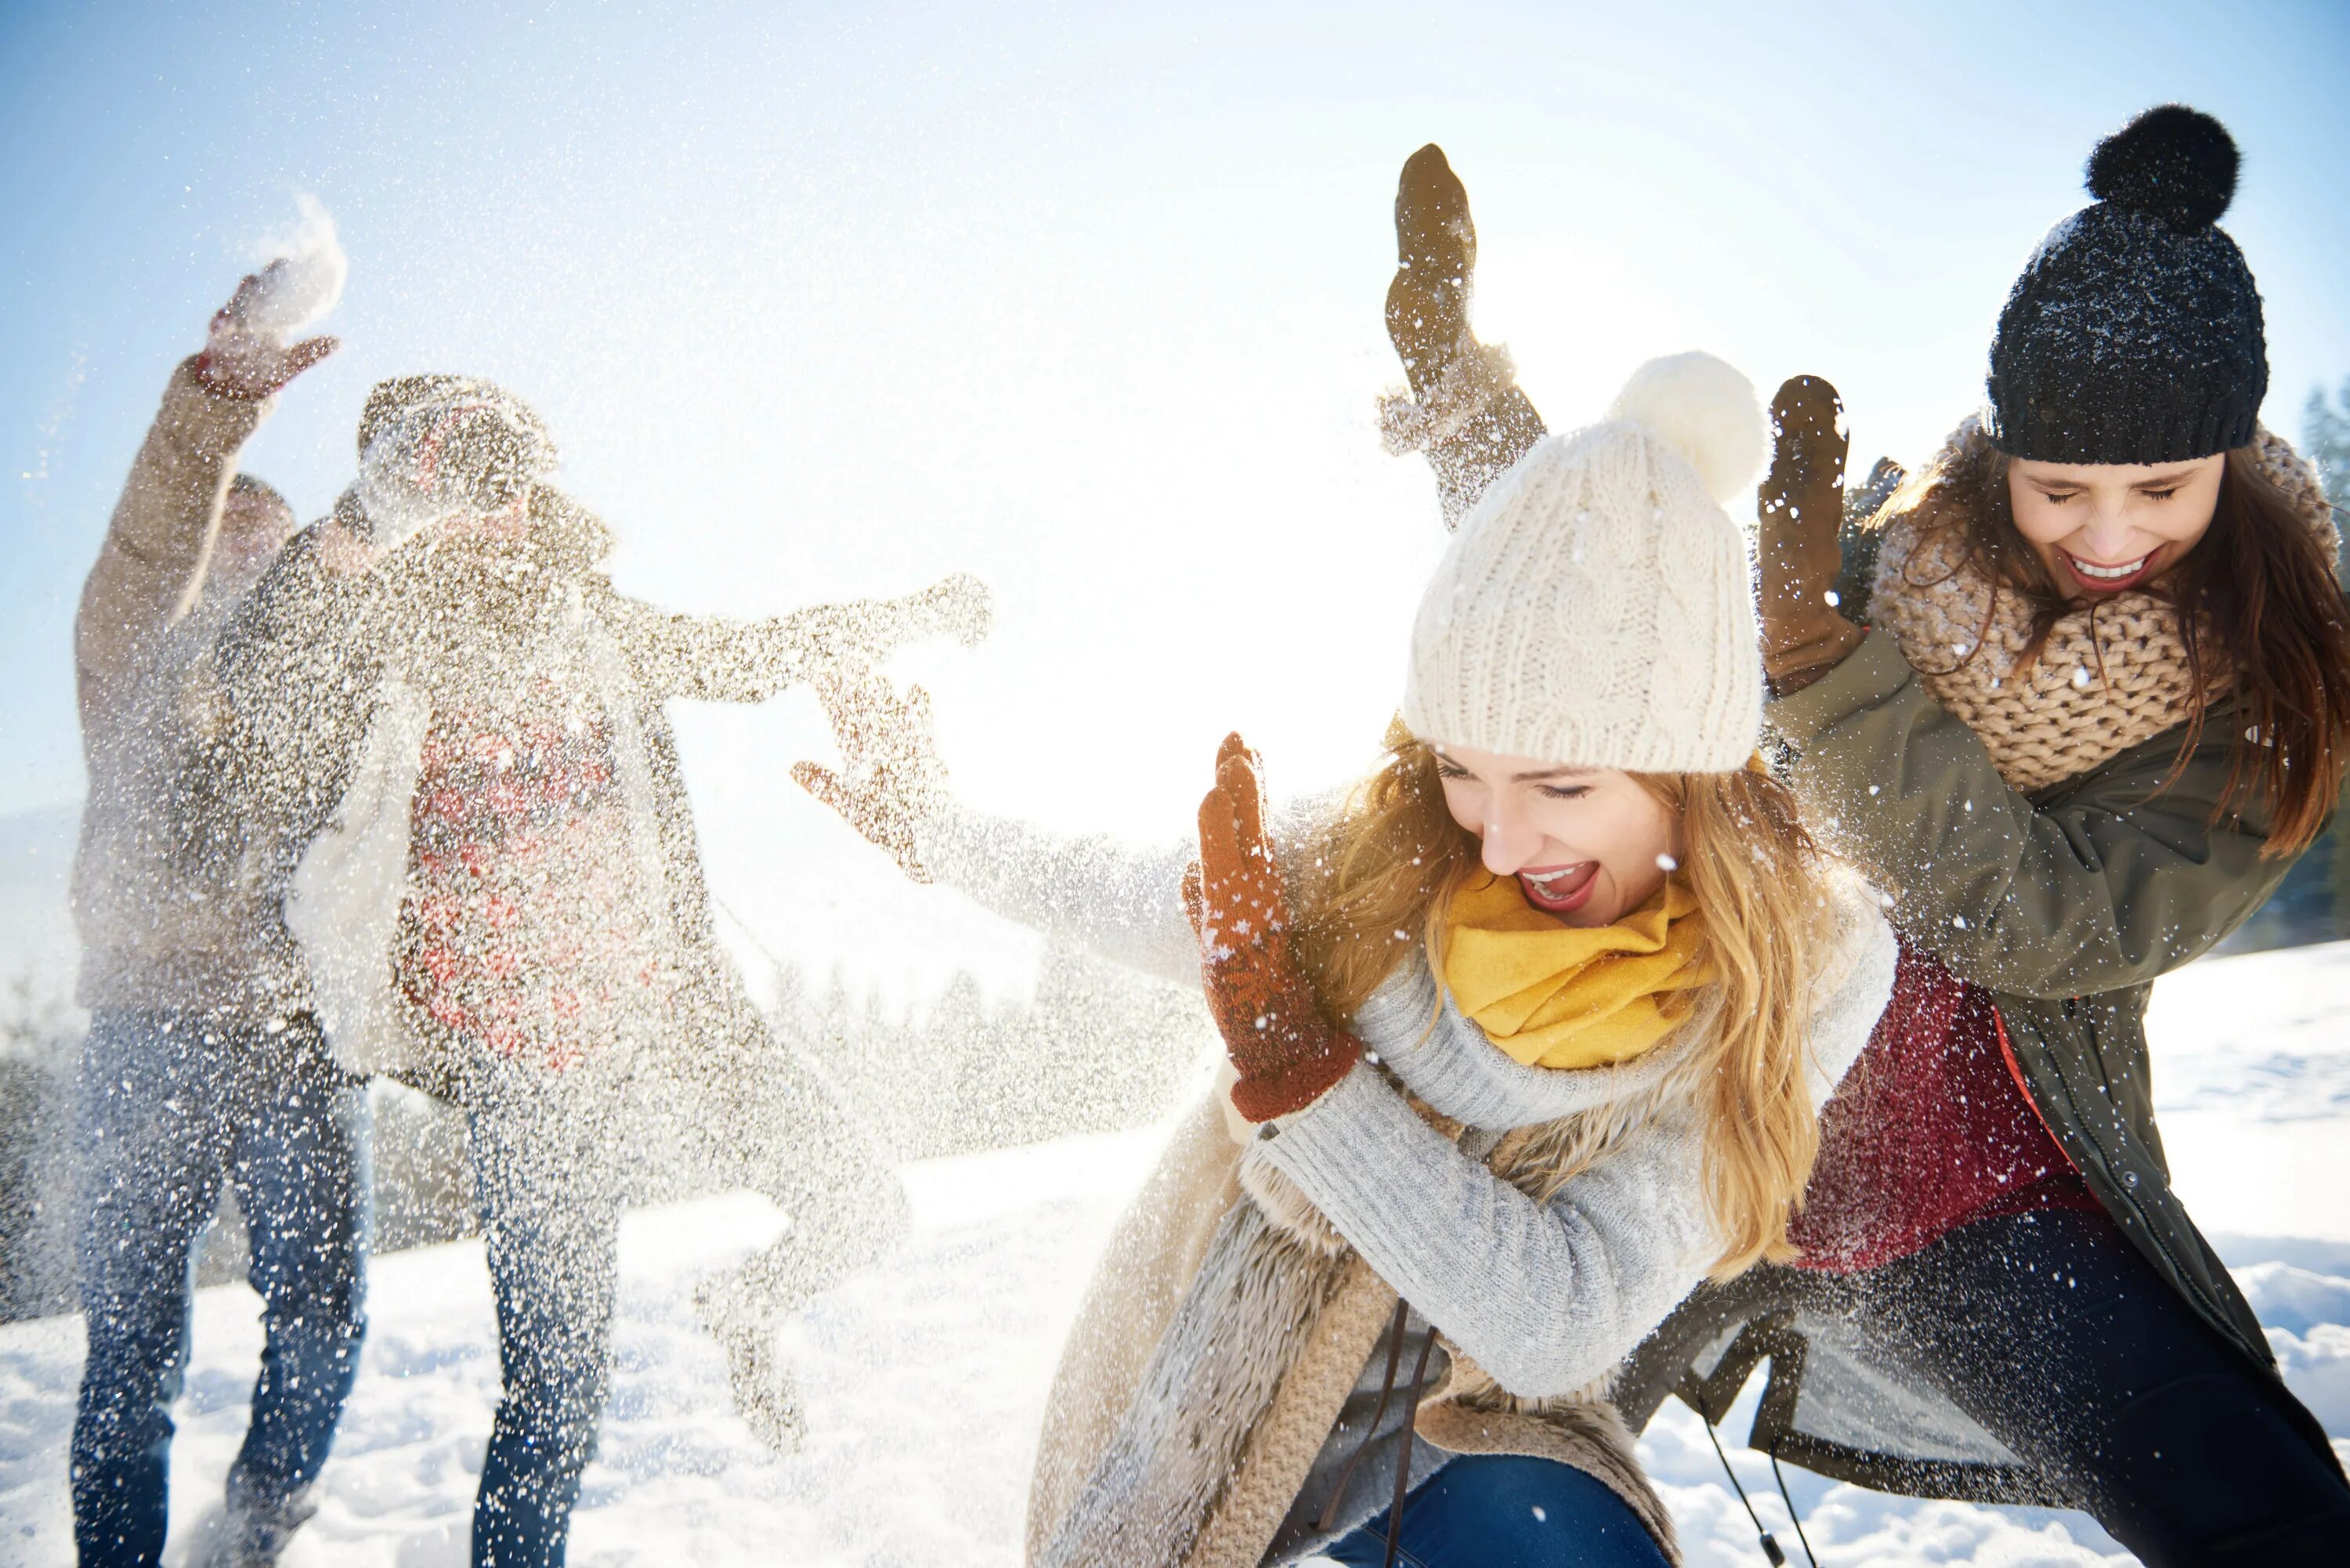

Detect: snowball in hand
[242, 193, 348, 337]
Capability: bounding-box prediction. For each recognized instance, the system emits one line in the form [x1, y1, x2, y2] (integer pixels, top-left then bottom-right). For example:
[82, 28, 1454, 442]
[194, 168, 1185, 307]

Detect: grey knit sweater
[916, 796, 1896, 1548]
[922, 793, 1893, 1353]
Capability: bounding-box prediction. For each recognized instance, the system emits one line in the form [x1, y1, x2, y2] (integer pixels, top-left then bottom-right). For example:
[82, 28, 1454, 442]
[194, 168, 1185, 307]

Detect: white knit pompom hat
[1401, 351, 1769, 773]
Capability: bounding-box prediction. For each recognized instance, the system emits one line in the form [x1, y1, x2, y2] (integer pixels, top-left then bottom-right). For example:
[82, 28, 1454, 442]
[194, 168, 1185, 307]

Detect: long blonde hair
[1289, 728, 1832, 1277]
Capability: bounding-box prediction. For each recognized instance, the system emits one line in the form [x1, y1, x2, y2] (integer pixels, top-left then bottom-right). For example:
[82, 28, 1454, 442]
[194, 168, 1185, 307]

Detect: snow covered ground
[5, 941, 2348, 1566]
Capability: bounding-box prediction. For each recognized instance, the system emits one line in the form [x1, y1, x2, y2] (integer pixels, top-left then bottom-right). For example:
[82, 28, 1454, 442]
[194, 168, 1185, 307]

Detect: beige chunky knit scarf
[1869, 421, 2336, 793]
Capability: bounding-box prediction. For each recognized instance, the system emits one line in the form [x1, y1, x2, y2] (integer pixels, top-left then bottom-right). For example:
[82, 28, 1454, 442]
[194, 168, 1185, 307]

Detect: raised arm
[1768, 631, 2287, 997]
[76, 271, 337, 713]
[1377, 145, 1547, 527]
[792, 670, 1203, 985]
[609, 567, 993, 704]
[919, 800, 1205, 988]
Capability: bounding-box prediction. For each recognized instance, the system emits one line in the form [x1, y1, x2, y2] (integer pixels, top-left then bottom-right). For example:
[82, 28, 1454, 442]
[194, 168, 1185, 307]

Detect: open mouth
[1517, 861, 1600, 915]
[2058, 547, 2160, 594]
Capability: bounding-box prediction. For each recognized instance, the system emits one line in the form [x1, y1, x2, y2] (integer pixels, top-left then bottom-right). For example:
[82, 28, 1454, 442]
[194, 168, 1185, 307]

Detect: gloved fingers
[1765, 374, 1849, 521]
[1180, 858, 1206, 941]
[1213, 744, 1294, 945]
[1216, 749, 1269, 866]
[811, 667, 898, 767]
[1387, 145, 1481, 399]
[1769, 374, 1844, 445]
[790, 761, 862, 828]
[273, 334, 341, 388]
[1195, 780, 1244, 942]
[1394, 143, 1473, 274]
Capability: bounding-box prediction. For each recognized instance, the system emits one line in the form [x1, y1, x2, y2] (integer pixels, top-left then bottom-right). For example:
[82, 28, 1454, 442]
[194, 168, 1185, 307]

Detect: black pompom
[2085, 104, 2240, 231]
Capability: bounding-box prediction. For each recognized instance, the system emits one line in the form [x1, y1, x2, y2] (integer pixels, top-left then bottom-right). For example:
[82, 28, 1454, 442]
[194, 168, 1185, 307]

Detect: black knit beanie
[1984, 105, 2267, 465]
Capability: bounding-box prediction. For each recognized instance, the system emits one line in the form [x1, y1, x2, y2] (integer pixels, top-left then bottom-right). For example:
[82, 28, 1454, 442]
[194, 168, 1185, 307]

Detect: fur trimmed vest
[1025, 1074, 1689, 1568]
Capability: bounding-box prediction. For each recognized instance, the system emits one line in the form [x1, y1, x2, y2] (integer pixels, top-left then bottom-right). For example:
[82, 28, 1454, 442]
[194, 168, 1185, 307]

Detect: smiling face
[2005, 453, 2225, 598]
[1432, 743, 1683, 928]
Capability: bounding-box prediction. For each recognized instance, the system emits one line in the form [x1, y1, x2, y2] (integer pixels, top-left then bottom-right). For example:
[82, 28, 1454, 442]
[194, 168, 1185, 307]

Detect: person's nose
[2075, 503, 2149, 562]
[1479, 800, 1543, 877]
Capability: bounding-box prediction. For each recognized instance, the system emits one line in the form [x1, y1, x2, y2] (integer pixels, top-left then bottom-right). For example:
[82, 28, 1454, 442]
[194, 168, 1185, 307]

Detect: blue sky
[5, 0, 2347, 985]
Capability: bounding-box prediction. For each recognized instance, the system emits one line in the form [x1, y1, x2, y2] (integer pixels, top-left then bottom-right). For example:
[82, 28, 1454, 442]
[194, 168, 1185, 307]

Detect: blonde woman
[1386, 120, 2350, 1559]
[800, 355, 1896, 1566]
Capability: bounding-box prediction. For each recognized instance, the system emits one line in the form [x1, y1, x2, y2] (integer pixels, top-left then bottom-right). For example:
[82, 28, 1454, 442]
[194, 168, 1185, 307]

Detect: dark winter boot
[1379, 143, 1549, 526]
[190, 1475, 319, 1568]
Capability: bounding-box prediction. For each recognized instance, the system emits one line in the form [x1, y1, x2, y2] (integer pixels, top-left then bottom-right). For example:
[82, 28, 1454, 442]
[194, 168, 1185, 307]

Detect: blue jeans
[462, 1074, 624, 1568]
[1325, 1455, 1672, 1568]
[72, 1010, 371, 1568]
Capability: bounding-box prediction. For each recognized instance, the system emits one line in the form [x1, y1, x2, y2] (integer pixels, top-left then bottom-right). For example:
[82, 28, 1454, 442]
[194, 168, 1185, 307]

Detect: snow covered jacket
[1613, 422, 2346, 1504]
[201, 486, 851, 1083]
[71, 359, 302, 1017]
[911, 797, 1896, 1566]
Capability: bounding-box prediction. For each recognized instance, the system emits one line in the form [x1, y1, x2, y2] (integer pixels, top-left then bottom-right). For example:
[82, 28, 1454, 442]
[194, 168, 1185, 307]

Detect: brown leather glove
[1382, 144, 1547, 528]
[1191, 735, 1359, 1124]
[1759, 375, 1867, 693]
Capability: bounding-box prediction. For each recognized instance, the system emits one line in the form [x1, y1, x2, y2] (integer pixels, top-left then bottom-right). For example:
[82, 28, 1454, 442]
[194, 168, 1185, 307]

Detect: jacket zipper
[1990, 1006, 2083, 1177]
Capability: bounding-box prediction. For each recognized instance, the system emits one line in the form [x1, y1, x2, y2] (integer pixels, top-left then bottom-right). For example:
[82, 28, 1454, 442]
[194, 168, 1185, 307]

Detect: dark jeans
[1324, 1455, 1672, 1568]
[1864, 1209, 2350, 1566]
[462, 1073, 624, 1568]
[72, 1009, 371, 1568]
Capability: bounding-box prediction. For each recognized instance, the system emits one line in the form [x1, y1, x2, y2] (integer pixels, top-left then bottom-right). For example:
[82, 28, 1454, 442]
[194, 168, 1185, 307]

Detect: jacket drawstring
[1316, 1300, 1413, 1534]
[1381, 1321, 1437, 1568]
[1701, 1415, 1815, 1566]
[1769, 1450, 1819, 1568]
[1312, 1296, 1436, 1566]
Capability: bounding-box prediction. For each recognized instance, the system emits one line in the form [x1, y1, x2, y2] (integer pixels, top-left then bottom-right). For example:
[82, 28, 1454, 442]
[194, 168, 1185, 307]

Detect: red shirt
[395, 674, 675, 1074]
[1788, 941, 2102, 1274]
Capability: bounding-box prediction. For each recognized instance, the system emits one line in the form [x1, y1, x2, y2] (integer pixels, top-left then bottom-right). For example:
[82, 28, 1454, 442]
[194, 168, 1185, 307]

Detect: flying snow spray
[240, 193, 348, 336]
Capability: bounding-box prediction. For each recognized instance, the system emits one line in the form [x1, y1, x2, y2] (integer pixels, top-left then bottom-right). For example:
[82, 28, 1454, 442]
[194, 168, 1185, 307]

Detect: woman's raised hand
[1379, 145, 1548, 527]
[1385, 144, 1480, 403]
[1193, 734, 1359, 1124]
[193, 265, 339, 401]
[1758, 375, 1866, 693]
[793, 670, 945, 883]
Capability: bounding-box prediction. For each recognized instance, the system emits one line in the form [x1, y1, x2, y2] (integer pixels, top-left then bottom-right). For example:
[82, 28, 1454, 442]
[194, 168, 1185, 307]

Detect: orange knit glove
[1191, 734, 1360, 1124]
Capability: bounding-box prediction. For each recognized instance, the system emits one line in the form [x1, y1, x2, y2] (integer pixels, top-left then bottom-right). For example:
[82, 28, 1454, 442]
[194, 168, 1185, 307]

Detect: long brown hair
[1878, 436, 2350, 854]
[1287, 729, 1835, 1277]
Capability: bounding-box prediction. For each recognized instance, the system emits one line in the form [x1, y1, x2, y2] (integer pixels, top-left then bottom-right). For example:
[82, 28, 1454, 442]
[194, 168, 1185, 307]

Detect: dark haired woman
[1378, 108, 2350, 1563]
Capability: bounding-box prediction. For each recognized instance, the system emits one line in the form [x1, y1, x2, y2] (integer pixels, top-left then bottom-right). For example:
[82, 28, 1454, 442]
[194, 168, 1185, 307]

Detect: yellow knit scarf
[1439, 873, 1714, 1071]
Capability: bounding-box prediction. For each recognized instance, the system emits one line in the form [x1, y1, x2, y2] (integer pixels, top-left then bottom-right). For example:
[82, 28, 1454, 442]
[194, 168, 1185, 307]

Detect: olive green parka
[1607, 575, 2341, 1505]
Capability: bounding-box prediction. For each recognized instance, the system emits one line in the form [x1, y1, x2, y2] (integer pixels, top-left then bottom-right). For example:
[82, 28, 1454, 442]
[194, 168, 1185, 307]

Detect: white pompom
[1605, 351, 1766, 505]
